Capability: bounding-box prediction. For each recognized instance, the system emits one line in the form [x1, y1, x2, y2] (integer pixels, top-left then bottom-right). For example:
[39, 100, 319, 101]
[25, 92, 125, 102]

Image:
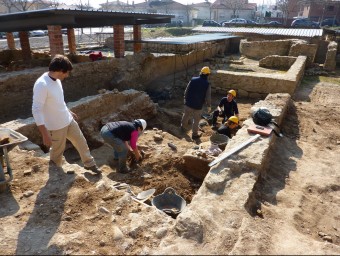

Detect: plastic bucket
[210, 133, 229, 150]
[151, 187, 186, 217]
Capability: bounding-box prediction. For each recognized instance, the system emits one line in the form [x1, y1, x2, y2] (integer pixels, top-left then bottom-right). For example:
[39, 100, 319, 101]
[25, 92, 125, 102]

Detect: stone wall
[259, 55, 297, 70]
[0, 45, 218, 123]
[2, 89, 157, 148]
[240, 39, 319, 66]
[210, 56, 307, 98]
[324, 41, 337, 71]
[155, 93, 292, 254]
[288, 42, 317, 67]
[239, 39, 292, 60]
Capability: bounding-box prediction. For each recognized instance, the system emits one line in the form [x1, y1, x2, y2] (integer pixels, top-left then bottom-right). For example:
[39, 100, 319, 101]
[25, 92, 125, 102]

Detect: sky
[66, 0, 273, 9]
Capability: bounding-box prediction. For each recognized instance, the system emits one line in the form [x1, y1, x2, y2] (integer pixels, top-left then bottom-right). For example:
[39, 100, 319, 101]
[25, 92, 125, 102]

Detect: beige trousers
[49, 119, 95, 168]
[181, 105, 202, 135]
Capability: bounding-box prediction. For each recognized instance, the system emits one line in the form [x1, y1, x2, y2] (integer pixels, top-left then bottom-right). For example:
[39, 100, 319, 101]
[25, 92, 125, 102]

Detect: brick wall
[48, 25, 64, 56]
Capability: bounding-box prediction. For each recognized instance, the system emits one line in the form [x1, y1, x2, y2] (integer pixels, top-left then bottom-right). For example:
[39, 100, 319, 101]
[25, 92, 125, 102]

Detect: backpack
[252, 108, 283, 137]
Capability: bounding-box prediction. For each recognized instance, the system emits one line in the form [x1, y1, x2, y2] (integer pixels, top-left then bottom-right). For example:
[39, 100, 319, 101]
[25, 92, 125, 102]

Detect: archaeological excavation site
[0, 10, 340, 255]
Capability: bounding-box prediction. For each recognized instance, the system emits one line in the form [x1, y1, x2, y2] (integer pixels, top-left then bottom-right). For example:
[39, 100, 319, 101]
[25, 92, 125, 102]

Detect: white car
[29, 30, 45, 37]
[223, 18, 247, 26]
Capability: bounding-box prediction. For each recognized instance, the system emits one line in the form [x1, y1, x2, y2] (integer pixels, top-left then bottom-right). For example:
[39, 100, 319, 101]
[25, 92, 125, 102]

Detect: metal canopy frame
[0, 8, 174, 32]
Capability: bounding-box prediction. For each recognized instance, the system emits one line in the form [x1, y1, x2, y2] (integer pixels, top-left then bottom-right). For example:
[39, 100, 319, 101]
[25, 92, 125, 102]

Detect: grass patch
[142, 27, 194, 39]
[319, 76, 340, 85]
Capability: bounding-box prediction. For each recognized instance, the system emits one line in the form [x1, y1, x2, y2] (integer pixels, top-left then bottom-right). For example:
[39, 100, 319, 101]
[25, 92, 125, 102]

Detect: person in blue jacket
[181, 66, 211, 140]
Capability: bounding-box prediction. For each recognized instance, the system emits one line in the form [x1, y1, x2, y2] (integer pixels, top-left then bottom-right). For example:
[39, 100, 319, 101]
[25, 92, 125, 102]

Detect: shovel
[127, 186, 156, 202]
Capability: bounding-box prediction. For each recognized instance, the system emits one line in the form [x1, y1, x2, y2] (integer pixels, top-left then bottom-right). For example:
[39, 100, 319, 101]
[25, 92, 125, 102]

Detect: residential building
[192, 1, 213, 20]
[210, 0, 256, 23]
[301, 0, 340, 22]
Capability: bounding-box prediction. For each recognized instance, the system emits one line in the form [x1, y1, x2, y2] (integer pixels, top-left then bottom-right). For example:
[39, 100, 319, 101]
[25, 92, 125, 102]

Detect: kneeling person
[217, 116, 239, 138]
[100, 119, 146, 173]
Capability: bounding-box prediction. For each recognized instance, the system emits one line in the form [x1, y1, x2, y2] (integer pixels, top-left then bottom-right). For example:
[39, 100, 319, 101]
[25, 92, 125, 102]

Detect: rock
[98, 89, 107, 94]
[23, 170, 32, 176]
[156, 227, 167, 239]
[63, 216, 72, 221]
[96, 180, 110, 191]
[141, 173, 153, 178]
[318, 231, 327, 237]
[153, 134, 163, 141]
[112, 225, 124, 241]
[99, 240, 106, 247]
[99, 206, 110, 214]
[103, 193, 115, 201]
[23, 190, 34, 197]
[323, 236, 333, 242]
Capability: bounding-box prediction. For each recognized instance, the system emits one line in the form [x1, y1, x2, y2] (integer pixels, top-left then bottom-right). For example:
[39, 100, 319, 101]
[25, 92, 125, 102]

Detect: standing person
[181, 66, 211, 140]
[211, 89, 239, 128]
[32, 54, 101, 174]
[216, 116, 239, 138]
[100, 119, 146, 173]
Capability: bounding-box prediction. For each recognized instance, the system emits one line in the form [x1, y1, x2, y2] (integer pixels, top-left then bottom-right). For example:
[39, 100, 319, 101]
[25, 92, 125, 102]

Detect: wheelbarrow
[0, 128, 28, 192]
[151, 187, 186, 217]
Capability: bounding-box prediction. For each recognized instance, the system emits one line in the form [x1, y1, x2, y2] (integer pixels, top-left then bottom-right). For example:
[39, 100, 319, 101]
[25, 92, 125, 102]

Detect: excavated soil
[0, 54, 340, 254]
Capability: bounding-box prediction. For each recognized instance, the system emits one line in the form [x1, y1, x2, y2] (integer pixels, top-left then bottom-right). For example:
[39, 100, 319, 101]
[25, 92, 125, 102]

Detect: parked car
[202, 20, 221, 27]
[223, 18, 247, 26]
[291, 18, 319, 28]
[0, 32, 5, 39]
[29, 30, 45, 37]
[267, 21, 282, 26]
[320, 18, 339, 27]
[246, 20, 258, 25]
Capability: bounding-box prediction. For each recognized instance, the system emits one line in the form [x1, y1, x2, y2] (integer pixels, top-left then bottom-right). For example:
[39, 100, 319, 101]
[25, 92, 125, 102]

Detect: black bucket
[151, 187, 186, 217]
[210, 133, 229, 150]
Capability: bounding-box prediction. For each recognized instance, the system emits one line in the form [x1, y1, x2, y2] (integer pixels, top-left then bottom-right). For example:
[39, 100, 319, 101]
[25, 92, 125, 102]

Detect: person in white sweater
[32, 54, 101, 174]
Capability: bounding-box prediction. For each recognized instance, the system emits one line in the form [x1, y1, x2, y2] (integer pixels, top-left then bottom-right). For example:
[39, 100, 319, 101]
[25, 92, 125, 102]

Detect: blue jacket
[184, 75, 211, 110]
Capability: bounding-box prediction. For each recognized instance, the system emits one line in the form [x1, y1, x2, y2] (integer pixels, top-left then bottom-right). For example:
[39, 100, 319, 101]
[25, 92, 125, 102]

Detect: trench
[56, 82, 257, 219]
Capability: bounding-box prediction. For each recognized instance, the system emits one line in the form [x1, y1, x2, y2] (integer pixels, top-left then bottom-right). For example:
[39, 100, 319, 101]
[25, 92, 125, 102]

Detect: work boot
[85, 165, 102, 174]
[118, 157, 130, 174]
[118, 166, 130, 174]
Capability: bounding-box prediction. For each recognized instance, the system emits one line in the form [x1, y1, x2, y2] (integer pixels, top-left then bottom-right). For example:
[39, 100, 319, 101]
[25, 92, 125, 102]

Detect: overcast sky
[66, 0, 274, 9]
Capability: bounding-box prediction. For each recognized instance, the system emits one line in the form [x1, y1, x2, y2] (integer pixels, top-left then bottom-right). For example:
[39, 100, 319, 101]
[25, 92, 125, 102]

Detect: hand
[42, 133, 52, 148]
[207, 106, 211, 113]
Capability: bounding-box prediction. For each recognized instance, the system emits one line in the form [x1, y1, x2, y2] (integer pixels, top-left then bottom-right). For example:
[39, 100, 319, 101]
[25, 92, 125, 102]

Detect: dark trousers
[212, 110, 227, 126]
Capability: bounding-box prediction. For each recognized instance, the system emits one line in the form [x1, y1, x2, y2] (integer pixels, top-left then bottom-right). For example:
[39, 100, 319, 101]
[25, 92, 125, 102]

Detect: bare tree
[221, 0, 247, 18]
[75, 0, 93, 10]
[0, 0, 60, 13]
[276, 0, 299, 25]
[0, 0, 15, 13]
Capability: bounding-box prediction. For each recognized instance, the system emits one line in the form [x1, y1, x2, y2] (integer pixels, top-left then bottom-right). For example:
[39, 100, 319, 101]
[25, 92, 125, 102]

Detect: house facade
[301, 0, 340, 22]
[210, 0, 257, 23]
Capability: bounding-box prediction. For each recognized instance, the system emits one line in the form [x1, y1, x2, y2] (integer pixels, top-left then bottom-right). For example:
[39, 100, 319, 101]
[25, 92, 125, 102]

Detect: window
[327, 6, 334, 11]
